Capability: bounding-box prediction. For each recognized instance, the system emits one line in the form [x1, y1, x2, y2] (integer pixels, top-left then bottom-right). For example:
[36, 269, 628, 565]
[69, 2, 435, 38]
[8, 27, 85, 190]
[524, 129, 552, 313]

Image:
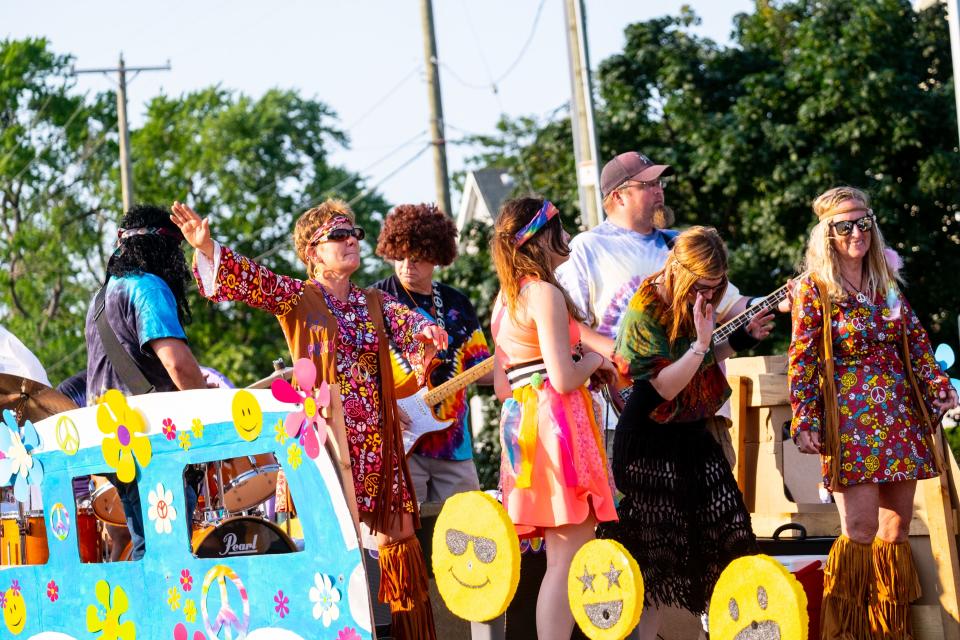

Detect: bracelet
[689, 343, 709, 356]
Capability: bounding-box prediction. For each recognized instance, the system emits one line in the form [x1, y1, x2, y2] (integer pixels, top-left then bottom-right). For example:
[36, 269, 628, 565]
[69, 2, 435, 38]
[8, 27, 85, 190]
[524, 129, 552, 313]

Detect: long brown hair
[654, 225, 729, 343]
[492, 196, 584, 322]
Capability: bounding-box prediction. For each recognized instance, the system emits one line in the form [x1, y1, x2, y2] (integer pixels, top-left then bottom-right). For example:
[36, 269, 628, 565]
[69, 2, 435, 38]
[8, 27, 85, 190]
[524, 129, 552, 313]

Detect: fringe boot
[378, 535, 437, 640]
[822, 535, 873, 639]
[870, 538, 921, 639]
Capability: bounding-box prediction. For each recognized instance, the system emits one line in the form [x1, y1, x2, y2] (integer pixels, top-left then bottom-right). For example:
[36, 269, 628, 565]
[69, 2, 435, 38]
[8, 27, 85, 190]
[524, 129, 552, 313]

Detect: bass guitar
[398, 356, 494, 455]
[603, 277, 801, 416]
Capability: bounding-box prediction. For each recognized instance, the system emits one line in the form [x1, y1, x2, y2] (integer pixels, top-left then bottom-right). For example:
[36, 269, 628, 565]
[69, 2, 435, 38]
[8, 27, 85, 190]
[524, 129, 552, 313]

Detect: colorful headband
[514, 201, 559, 246]
[117, 226, 183, 242]
[309, 215, 353, 245]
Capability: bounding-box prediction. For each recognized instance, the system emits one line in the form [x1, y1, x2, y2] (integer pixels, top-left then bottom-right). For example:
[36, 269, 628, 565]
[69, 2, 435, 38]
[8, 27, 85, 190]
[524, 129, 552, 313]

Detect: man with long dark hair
[85, 204, 206, 400]
[84, 204, 206, 561]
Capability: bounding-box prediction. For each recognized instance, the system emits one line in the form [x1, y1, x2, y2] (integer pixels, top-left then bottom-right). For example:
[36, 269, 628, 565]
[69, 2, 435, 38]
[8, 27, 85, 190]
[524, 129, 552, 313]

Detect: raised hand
[170, 201, 214, 258]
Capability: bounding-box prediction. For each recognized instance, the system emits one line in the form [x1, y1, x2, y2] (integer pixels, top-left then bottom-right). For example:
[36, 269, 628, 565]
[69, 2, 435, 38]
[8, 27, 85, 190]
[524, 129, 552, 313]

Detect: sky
[2, 0, 754, 213]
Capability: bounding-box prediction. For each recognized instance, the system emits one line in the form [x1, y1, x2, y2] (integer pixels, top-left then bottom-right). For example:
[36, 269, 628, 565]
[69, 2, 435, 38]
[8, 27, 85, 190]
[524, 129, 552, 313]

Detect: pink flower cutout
[162, 418, 177, 441]
[173, 622, 207, 640]
[47, 580, 58, 602]
[180, 569, 193, 591]
[0, 592, 5, 607]
[274, 589, 290, 618]
[338, 627, 362, 640]
[11, 579, 21, 594]
[271, 358, 330, 460]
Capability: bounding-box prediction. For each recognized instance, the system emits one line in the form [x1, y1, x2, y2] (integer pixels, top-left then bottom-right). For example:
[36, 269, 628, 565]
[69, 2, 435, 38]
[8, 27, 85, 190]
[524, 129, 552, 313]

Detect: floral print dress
[789, 276, 950, 487]
[195, 244, 432, 515]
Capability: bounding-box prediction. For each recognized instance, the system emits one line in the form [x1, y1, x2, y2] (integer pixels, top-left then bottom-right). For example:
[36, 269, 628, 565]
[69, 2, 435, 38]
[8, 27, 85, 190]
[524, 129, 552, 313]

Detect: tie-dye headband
[514, 201, 559, 246]
[309, 215, 353, 245]
[117, 226, 183, 242]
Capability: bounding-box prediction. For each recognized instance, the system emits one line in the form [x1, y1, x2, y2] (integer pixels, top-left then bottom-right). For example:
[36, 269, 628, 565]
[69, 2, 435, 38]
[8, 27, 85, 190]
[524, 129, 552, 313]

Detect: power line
[344, 64, 423, 131]
[492, 0, 548, 86]
[348, 142, 432, 206]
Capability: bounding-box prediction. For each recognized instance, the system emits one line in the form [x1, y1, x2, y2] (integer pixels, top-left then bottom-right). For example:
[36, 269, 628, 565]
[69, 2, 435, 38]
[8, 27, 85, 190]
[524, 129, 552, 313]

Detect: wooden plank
[730, 375, 749, 495]
[920, 437, 960, 640]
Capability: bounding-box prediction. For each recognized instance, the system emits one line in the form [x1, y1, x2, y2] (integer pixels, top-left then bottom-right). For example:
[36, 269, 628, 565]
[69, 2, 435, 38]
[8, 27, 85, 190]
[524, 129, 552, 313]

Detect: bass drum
[192, 516, 295, 559]
[91, 475, 127, 526]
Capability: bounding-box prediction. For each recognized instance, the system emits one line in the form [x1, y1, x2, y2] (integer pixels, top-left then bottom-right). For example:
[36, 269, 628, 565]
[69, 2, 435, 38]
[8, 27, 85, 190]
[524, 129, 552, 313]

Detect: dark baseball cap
[600, 151, 674, 198]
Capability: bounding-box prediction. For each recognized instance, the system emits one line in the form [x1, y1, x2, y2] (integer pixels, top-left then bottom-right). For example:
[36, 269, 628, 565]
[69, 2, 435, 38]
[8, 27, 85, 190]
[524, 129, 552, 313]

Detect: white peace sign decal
[201, 564, 250, 640]
[870, 387, 887, 404]
[55, 415, 80, 456]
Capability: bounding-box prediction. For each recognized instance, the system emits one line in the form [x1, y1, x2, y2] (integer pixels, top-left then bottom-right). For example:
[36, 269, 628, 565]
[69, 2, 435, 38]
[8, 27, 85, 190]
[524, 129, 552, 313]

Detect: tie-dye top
[373, 276, 491, 461]
[614, 279, 731, 423]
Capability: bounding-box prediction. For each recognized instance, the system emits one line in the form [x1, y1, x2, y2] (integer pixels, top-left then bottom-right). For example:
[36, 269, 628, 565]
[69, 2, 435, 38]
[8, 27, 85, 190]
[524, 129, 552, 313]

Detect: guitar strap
[93, 275, 156, 395]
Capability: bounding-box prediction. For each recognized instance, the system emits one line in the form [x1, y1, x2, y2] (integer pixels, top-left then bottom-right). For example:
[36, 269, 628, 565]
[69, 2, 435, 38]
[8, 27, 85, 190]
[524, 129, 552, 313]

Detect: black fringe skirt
[596, 383, 757, 614]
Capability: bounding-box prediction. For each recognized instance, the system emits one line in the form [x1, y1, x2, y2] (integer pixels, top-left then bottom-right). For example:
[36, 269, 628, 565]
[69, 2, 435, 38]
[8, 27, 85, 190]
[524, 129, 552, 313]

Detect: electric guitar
[398, 356, 494, 455]
[603, 277, 802, 416]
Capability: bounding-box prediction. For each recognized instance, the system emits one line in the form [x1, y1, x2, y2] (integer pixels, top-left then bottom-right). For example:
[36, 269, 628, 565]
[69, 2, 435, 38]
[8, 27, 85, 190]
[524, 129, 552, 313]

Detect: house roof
[470, 168, 514, 221]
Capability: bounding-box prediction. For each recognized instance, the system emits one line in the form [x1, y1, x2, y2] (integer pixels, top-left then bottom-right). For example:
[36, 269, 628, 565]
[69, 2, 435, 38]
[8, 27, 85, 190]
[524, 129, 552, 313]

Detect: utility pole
[563, 0, 603, 229]
[73, 54, 171, 213]
[420, 0, 453, 217]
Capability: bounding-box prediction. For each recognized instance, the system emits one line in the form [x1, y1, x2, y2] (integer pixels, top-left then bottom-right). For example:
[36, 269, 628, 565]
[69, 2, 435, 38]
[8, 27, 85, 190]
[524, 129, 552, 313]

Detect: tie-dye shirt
[373, 276, 491, 461]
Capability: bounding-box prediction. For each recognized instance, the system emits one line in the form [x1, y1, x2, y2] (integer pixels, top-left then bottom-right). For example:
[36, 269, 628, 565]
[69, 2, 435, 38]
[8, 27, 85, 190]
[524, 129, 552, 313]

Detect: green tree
[0, 38, 117, 380]
[465, 0, 959, 352]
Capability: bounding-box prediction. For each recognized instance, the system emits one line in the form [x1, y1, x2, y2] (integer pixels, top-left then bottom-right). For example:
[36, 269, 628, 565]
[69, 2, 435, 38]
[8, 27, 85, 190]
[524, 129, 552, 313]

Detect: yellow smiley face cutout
[232, 390, 263, 441]
[709, 554, 809, 640]
[568, 538, 644, 640]
[432, 491, 520, 621]
[3, 588, 26, 635]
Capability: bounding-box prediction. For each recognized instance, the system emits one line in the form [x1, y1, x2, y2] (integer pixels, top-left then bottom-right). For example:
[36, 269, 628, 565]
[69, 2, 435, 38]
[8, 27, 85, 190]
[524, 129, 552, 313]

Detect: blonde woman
[491, 197, 618, 639]
[597, 226, 772, 639]
[789, 186, 958, 638]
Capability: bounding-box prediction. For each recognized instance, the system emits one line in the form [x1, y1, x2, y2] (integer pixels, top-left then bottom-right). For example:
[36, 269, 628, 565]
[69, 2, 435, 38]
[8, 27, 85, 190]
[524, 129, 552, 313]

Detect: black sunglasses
[315, 227, 365, 244]
[830, 215, 874, 237]
[690, 278, 727, 295]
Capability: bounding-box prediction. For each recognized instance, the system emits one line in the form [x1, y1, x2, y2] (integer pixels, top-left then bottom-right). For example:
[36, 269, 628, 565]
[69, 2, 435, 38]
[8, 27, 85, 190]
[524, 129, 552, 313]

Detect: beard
[653, 205, 675, 229]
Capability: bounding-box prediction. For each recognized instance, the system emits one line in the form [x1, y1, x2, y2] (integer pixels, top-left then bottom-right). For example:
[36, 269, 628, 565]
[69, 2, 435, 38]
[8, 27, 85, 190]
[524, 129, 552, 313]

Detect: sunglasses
[830, 215, 874, 237]
[314, 227, 365, 244]
[445, 528, 498, 563]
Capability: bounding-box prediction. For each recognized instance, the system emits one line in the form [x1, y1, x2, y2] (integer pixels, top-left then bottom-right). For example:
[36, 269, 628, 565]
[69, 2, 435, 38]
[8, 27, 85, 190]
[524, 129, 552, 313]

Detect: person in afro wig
[373, 203, 493, 505]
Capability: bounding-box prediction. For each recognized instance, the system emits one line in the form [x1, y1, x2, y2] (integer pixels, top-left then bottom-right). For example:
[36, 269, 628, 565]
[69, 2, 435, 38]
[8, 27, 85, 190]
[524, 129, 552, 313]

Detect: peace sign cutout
[55, 415, 80, 456]
[201, 565, 250, 640]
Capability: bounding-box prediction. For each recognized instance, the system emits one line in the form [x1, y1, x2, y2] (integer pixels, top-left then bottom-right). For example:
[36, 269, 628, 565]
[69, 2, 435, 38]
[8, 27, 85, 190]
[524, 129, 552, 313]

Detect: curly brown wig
[375, 203, 458, 266]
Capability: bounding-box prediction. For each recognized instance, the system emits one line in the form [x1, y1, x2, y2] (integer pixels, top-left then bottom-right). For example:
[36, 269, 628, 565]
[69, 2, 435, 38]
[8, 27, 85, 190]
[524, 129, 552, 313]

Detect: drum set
[0, 486, 49, 566]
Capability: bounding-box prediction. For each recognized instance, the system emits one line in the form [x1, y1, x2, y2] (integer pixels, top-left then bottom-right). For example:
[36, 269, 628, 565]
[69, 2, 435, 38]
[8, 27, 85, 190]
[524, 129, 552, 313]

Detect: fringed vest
[276, 283, 419, 533]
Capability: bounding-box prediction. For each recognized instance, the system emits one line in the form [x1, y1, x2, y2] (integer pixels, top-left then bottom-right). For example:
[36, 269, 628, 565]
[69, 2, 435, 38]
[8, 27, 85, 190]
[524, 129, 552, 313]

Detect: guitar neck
[712, 273, 805, 344]
[422, 356, 494, 406]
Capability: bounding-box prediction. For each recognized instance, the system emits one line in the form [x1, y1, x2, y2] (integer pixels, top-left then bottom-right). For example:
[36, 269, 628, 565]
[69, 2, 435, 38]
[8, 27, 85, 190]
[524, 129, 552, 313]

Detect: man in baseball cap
[599, 151, 675, 199]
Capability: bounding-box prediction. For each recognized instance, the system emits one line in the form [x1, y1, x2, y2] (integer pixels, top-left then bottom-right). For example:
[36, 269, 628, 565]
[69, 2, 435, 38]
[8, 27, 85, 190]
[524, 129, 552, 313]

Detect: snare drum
[91, 475, 127, 526]
[218, 455, 281, 512]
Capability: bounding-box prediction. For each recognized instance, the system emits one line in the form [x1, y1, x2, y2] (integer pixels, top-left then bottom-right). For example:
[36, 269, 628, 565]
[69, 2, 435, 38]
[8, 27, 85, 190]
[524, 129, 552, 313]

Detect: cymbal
[246, 367, 294, 390]
[0, 373, 78, 424]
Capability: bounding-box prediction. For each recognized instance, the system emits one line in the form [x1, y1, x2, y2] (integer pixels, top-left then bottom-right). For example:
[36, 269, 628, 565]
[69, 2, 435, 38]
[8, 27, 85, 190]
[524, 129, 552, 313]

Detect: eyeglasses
[690, 278, 726, 296]
[620, 178, 668, 193]
[313, 226, 365, 245]
[445, 528, 498, 563]
[830, 215, 874, 237]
